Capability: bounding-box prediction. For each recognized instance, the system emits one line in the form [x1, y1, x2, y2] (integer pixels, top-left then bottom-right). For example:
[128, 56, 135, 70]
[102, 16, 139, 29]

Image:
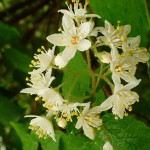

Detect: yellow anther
[85, 0, 89, 5]
[33, 55, 38, 59]
[29, 64, 33, 67]
[69, 4, 72, 9]
[65, 1, 68, 5]
[136, 98, 139, 102]
[25, 77, 29, 81]
[79, 3, 83, 8]
[58, 28, 62, 32]
[115, 116, 118, 120]
[71, 36, 79, 45]
[97, 127, 101, 130]
[125, 113, 128, 117]
[37, 48, 41, 52]
[129, 106, 132, 112]
[35, 96, 39, 101]
[53, 111, 58, 115]
[121, 36, 125, 41]
[117, 20, 121, 24]
[62, 113, 67, 117]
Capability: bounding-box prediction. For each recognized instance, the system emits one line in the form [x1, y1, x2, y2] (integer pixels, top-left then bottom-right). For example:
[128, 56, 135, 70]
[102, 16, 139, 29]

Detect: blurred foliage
[0, 0, 149, 149]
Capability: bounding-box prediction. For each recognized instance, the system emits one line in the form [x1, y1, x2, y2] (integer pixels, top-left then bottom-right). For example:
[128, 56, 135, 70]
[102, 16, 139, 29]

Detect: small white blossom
[110, 54, 137, 83]
[20, 69, 54, 96]
[122, 36, 149, 63]
[26, 115, 56, 141]
[47, 15, 93, 68]
[98, 20, 131, 49]
[99, 80, 140, 119]
[75, 103, 102, 140]
[59, 0, 100, 20]
[30, 46, 55, 74]
[47, 102, 86, 121]
[103, 141, 113, 150]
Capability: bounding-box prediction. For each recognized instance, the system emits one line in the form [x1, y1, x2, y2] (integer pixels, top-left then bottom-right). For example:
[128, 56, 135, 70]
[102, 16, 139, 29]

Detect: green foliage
[62, 52, 91, 102]
[11, 122, 39, 150]
[0, 22, 20, 46]
[0, 0, 149, 149]
[97, 114, 150, 150]
[0, 95, 22, 125]
[90, 0, 150, 46]
[3, 48, 31, 72]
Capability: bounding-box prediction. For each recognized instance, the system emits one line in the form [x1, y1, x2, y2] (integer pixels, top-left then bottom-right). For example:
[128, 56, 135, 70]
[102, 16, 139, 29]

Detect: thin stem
[101, 75, 114, 93]
[85, 50, 96, 97]
[95, 62, 103, 90]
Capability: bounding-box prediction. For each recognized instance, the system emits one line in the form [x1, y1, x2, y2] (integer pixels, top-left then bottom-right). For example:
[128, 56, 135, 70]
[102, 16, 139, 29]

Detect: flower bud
[56, 118, 67, 128]
[97, 52, 112, 63]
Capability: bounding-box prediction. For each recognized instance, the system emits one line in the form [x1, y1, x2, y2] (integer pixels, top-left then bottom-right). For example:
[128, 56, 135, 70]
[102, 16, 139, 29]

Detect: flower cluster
[21, 0, 148, 147]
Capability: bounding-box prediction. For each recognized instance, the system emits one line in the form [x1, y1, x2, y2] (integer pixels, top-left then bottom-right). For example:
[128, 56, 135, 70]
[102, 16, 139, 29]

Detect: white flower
[42, 88, 65, 109]
[26, 115, 56, 141]
[47, 15, 93, 68]
[20, 69, 54, 96]
[99, 80, 140, 119]
[98, 20, 131, 48]
[122, 36, 149, 63]
[103, 141, 113, 150]
[75, 103, 102, 140]
[30, 46, 55, 74]
[59, 0, 100, 20]
[110, 54, 137, 83]
[47, 102, 86, 121]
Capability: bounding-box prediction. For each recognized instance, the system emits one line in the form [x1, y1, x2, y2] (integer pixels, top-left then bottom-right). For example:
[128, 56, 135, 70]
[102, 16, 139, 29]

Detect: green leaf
[3, 48, 31, 72]
[39, 131, 62, 150]
[62, 52, 91, 102]
[97, 114, 150, 150]
[0, 95, 22, 125]
[11, 122, 39, 150]
[95, 89, 105, 105]
[90, 0, 150, 46]
[0, 22, 20, 46]
[60, 133, 102, 150]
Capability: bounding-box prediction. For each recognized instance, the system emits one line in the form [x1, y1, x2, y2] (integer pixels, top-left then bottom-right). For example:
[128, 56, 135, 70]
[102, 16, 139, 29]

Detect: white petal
[58, 9, 74, 18]
[112, 106, 124, 119]
[79, 22, 92, 39]
[75, 117, 84, 129]
[54, 46, 77, 68]
[20, 88, 39, 95]
[62, 15, 76, 35]
[46, 34, 69, 46]
[85, 14, 101, 18]
[99, 96, 113, 111]
[112, 73, 121, 85]
[26, 115, 56, 141]
[123, 79, 141, 90]
[82, 102, 90, 114]
[75, 9, 86, 17]
[77, 39, 91, 51]
[83, 123, 95, 140]
[103, 142, 113, 150]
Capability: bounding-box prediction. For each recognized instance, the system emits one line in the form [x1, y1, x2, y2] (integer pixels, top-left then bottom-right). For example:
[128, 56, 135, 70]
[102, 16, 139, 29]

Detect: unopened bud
[56, 118, 67, 128]
[97, 52, 112, 63]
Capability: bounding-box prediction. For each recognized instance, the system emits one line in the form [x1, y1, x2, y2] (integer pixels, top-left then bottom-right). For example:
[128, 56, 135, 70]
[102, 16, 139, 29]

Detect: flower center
[115, 64, 122, 72]
[71, 36, 79, 45]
